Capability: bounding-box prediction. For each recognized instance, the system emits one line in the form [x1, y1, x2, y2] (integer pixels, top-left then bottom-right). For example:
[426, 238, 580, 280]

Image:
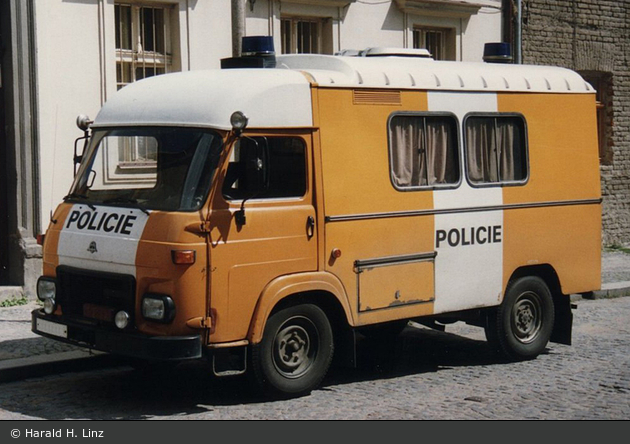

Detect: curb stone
[572, 281, 630, 301]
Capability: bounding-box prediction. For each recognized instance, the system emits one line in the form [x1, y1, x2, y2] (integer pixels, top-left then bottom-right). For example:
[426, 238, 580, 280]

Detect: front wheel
[486, 276, 555, 360]
[250, 304, 334, 398]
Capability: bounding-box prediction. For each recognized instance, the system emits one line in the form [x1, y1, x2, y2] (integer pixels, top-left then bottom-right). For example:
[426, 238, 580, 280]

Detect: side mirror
[73, 115, 92, 177]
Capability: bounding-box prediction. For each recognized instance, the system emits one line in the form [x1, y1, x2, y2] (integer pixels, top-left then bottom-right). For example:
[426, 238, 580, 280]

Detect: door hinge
[186, 316, 213, 330]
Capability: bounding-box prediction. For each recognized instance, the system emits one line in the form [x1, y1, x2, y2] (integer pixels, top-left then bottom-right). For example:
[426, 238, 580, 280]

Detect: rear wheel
[485, 276, 554, 360]
[250, 304, 334, 398]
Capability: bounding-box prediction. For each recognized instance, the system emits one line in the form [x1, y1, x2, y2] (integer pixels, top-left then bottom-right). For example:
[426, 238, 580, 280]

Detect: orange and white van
[33, 46, 601, 397]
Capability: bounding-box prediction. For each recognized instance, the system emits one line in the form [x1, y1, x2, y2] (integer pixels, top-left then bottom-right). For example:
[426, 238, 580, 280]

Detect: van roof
[275, 54, 594, 94]
[92, 69, 314, 130]
[93, 54, 593, 130]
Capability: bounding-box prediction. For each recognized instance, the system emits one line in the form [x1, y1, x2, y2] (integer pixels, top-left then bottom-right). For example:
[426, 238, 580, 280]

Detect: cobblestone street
[0, 296, 628, 420]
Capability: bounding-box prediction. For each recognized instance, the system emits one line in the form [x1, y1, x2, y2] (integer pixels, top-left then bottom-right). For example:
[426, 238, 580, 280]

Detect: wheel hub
[272, 317, 318, 378]
[512, 292, 542, 344]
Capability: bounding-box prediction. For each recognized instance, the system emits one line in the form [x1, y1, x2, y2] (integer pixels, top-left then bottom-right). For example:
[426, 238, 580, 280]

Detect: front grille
[56, 266, 136, 326]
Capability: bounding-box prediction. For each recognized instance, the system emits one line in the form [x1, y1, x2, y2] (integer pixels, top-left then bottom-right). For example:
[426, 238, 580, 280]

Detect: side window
[465, 115, 528, 185]
[222, 137, 307, 200]
[389, 114, 460, 189]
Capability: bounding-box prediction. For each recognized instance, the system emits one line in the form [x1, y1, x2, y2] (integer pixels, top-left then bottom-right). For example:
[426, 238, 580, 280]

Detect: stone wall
[521, 0, 630, 246]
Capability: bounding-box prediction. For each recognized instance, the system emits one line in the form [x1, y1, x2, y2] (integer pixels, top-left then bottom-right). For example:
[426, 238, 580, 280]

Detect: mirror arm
[73, 130, 89, 177]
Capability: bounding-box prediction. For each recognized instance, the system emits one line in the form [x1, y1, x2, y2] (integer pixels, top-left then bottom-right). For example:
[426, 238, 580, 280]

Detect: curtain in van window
[427, 119, 456, 184]
[391, 116, 455, 187]
[391, 116, 426, 187]
[466, 117, 525, 184]
[466, 117, 498, 183]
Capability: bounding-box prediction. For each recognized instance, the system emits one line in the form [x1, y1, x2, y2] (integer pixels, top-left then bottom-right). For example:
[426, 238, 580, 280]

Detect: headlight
[142, 294, 175, 323]
[43, 298, 56, 315]
[115, 311, 130, 330]
[37, 277, 56, 301]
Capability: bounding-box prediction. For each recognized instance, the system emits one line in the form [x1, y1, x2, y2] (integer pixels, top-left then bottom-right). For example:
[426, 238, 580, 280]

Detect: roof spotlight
[230, 111, 249, 135]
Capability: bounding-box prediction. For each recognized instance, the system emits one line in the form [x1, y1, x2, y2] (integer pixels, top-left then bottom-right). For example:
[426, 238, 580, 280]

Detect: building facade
[517, 0, 630, 246]
[2, 0, 503, 298]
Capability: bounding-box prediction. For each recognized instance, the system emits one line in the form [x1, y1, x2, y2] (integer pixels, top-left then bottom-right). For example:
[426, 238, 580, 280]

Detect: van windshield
[68, 127, 223, 211]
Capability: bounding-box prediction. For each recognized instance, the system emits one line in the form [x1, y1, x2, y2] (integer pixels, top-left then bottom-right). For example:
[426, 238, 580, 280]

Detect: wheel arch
[508, 264, 563, 299]
[506, 264, 573, 345]
[247, 271, 354, 345]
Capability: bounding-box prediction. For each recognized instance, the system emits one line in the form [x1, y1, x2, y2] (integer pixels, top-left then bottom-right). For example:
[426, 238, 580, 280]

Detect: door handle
[306, 216, 315, 239]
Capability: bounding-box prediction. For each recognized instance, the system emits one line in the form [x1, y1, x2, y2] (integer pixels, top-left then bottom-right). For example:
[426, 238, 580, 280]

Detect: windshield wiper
[63, 192, 96, 210]
[102, 197, 150, 215]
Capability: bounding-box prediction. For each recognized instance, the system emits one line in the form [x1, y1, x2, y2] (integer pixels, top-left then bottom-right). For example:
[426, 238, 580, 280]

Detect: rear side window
[388, 114, 460, 189]
[465, 115, 528, 185]
[222, 136, 307, 200]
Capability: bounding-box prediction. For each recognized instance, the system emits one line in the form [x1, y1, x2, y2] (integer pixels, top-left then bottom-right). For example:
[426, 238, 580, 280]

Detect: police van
[33, 42, 601, 397]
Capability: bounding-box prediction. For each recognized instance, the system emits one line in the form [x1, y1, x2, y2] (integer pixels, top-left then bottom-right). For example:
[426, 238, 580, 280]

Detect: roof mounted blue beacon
[483, 42, 513, 64]
[221, 36, 277, 69]
[242, 36, 275, 56]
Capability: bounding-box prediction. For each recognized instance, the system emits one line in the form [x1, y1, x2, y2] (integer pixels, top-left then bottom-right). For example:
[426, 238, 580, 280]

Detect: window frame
[115, 2, 174, 91]
[220, 135, 310, 204]
[281, 16, 323, 55]
[387, 111, 462, 192]
[412, 26, 455, 61]
[579, 71, 613, 165]
[463, 112, 530, 189]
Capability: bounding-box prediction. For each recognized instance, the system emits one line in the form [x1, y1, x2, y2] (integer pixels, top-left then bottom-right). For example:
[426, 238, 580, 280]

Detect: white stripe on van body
[57, 205, 150, 277]
[428, 92, 504, 314]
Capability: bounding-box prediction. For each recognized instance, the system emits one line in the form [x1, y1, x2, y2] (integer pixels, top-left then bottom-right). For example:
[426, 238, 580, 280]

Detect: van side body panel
[315, 86, 601, 326]
[317, 88, 437, 326]
[499, 93, 602, 294]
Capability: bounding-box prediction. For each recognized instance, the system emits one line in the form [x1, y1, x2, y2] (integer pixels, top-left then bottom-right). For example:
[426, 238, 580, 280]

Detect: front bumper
[32, 309, 202, 361]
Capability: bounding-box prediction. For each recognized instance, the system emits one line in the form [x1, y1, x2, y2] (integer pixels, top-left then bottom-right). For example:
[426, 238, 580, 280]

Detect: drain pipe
[514, 0, 522, 64]
[231, 0, 246, 57]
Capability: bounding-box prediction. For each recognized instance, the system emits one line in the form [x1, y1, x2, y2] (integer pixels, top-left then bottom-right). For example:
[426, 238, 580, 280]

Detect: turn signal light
[36, 234, 45, 245]
[171, 250, 196, 265]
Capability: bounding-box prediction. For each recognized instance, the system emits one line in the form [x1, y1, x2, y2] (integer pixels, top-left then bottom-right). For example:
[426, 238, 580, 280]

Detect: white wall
[247, 1, 502, 58]
[35, 0, 104, 227]
[34, 0, 234, 226]
[342, 1, 406, 51]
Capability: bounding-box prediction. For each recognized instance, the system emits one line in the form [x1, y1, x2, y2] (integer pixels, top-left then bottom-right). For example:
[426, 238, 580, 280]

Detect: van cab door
[207, 133, 317, 343]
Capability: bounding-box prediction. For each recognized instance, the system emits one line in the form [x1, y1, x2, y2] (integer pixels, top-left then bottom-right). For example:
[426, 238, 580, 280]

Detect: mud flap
[550, 296, 574, 346]
[335, 325, 357, 368]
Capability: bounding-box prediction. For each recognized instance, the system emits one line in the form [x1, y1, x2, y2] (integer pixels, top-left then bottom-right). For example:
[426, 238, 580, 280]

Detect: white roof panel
[276, 54, 594, 94]
[93, 69, 314, 129]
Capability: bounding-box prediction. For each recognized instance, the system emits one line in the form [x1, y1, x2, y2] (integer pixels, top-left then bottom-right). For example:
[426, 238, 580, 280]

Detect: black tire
[250, 304, 334, 398]
[488, 276, 555, 361]
[483, 308, 501, 353]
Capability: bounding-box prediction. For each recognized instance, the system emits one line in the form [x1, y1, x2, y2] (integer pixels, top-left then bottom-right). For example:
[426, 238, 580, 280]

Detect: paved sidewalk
[0, 250, 628, 382]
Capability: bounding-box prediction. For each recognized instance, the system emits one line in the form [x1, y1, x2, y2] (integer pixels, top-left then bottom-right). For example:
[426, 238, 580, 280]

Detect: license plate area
[36, 318, 68, 339]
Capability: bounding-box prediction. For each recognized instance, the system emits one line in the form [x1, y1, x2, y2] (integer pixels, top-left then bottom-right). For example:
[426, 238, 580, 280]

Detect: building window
[413, 27, 453, 61]
[114, 3, 176, 172]
[580, 72, 613, 165]
[115, 3, 173, 90]
[464, 114, 528, 186]
[388, 114, 460, 189]
[281, 17, 325, 54]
